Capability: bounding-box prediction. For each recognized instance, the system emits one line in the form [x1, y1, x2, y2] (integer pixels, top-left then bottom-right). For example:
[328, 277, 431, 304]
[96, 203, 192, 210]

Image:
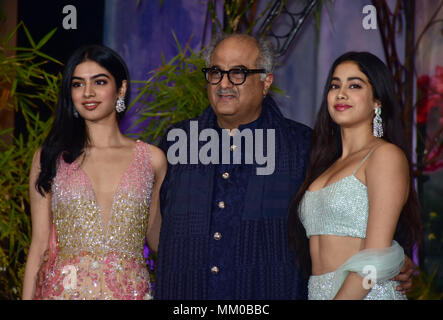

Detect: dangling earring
[373, 106, 383, 138]
[116, 97, 126, 113]
[73, 108, 79, 118]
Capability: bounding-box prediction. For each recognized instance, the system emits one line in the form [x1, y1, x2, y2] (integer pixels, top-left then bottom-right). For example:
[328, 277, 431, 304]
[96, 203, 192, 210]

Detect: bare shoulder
[33, 147, 42, 161]
[30, 147, 43, 171]
[29, 147, 46, 196]
[147, 143, 167, 162]
[367, 142, 409, 174]
[146, 143, 167, 173]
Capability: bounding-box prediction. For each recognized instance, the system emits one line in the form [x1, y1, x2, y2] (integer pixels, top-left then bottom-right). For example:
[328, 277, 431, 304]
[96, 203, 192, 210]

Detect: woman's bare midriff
[310, 235, 365, 275]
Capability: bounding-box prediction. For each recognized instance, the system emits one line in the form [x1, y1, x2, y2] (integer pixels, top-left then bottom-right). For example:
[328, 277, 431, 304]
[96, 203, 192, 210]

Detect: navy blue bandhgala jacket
[155, 95, 312, 299]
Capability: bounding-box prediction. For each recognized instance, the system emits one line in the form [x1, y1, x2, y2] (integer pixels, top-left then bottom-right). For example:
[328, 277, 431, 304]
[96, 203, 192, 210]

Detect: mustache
[216, 88, 238, 96]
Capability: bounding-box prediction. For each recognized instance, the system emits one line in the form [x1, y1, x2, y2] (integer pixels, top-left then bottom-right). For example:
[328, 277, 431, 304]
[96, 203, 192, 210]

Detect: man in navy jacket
[155, 33, 312, 299]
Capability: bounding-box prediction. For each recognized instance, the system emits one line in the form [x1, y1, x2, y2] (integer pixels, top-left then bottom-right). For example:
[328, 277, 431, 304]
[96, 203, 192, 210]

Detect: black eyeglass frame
[201, 67, 267, 85]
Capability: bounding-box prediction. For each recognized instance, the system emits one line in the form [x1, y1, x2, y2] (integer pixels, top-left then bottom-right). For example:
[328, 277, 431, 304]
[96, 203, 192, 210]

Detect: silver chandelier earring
[73, 108, 79, 118]
[116, 97, 126, 113]
[373, 106, 383, 138]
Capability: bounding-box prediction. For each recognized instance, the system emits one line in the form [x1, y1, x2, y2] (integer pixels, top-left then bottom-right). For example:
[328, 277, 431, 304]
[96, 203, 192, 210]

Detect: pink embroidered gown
[37, 140, 154, 300]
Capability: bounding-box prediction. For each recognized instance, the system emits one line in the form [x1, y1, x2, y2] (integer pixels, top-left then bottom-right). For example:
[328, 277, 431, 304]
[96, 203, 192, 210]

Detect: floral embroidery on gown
[36, 140, 154, 300]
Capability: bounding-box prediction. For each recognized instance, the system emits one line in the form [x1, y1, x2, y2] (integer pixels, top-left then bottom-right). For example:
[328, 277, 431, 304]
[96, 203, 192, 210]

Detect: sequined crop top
[299, 149, 375, 239]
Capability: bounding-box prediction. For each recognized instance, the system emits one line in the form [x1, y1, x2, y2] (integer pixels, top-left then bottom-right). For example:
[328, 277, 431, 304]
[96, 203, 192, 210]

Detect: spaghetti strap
[352, 147, 377, 175]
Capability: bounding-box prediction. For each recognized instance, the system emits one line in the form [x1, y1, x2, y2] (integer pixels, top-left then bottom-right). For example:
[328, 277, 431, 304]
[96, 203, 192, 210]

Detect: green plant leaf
[20, 23, 36, 48]
[36, 28, 57, 49]
[0, 22, 60, 299]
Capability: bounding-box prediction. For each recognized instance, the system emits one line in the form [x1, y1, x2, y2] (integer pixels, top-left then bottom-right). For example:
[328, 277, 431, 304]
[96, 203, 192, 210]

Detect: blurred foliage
[0, 22, 61, 299]
[209, 0, 331, 35]
[128, 32, 208, 144]
[0, 22, 60, 114]
[413, 2, 443, 297]
[418, 175, 443, 296]
[210, 0, 277, 35]
[408, 268, 443, 300]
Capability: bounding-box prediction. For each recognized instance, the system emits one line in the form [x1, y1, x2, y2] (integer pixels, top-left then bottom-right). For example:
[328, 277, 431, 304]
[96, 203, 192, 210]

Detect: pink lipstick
[334, 104, 352, 111]
[82, 101, 100, 111]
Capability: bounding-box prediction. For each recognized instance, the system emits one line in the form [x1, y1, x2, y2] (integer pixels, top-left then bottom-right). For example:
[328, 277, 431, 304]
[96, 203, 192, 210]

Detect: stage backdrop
[103, 0, 222, 134]
[103, 0, 398, 129]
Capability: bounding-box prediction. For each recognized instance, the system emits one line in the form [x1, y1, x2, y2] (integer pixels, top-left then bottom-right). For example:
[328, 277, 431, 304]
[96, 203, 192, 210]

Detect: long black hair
[36, 44, 130, 196]
[288, 51, 422, 276]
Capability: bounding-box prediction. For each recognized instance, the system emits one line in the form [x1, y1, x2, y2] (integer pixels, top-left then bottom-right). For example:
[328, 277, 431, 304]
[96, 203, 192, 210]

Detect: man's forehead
[210, 36, 259, 66]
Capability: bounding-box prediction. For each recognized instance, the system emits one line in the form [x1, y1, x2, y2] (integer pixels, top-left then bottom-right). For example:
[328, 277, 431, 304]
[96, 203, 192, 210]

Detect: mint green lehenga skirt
[308, 271, 406, 300]
[307, 241, 407, 300]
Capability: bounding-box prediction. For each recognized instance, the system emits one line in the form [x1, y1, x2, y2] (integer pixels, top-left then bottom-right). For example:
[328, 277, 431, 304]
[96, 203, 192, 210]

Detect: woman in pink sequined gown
[22, 45, 167, 300]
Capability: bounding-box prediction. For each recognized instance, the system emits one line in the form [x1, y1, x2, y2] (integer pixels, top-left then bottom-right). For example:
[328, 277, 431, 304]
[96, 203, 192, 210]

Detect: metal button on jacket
[213, 232, 222, 240]
[218, 201, 225, 209]
[222, 172, 230, 179]
[211, 266, 219, 274]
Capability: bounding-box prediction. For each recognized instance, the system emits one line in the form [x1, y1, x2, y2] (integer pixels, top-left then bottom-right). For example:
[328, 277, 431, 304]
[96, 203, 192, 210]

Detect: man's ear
[263, 73, 274, 96]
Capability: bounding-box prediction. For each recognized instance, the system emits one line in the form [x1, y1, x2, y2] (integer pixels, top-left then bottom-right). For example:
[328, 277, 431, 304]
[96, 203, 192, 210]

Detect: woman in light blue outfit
[288, 52, 422, 300]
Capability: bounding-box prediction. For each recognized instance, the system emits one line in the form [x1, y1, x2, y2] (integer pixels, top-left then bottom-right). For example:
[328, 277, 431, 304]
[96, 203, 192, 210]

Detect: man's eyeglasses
[202, 67, 266, 85]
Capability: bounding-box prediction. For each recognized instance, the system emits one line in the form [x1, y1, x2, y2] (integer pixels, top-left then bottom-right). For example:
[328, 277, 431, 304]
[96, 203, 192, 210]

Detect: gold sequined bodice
[52, 141, 153, 260]
[39, 140, 154, 300]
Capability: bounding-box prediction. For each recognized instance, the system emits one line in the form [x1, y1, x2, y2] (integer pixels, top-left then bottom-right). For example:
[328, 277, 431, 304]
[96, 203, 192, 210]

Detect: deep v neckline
[75, 140, 139, 237]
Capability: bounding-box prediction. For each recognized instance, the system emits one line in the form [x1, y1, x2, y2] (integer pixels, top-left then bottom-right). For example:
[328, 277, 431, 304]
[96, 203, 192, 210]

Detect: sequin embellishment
[39, 141, 154, 300]
[308, 271, 406, 300]
[300, 175, 368, 239]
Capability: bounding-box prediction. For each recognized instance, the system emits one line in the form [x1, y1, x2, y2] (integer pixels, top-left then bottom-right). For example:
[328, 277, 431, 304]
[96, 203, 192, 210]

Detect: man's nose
[219, 72, 234, 88]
